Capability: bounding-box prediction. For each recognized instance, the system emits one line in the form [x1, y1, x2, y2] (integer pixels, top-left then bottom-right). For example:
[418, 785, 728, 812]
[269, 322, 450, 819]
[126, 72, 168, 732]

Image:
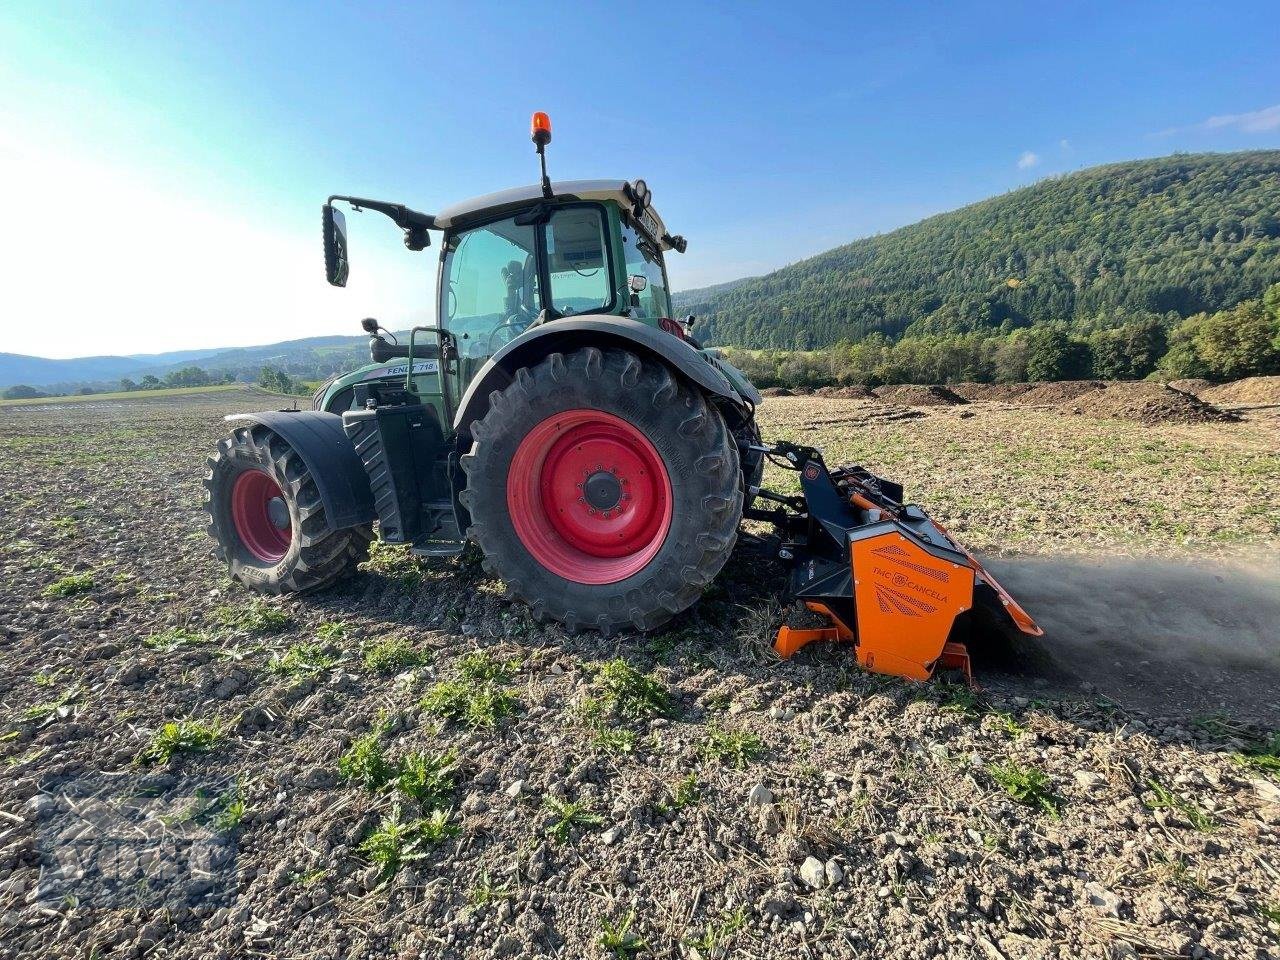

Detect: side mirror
[322, 204, 349, 287]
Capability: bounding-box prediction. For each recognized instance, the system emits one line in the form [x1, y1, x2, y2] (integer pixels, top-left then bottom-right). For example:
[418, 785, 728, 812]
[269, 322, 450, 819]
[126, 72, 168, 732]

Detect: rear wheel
[460, 347, 742, 633]
[204, 423, 372, 594]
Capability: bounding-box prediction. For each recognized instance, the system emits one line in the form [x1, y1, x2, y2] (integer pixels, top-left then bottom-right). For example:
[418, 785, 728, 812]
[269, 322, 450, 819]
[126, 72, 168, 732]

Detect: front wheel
[459, 347, 743, 634]
[204, 423, 372, 594]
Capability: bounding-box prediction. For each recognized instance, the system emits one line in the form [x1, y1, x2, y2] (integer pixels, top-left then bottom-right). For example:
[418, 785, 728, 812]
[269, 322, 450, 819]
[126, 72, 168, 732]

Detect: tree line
[722, 282, 1280, 388]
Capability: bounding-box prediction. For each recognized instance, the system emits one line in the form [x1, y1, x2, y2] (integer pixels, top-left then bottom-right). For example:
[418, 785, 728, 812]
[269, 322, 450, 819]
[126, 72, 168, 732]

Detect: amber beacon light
[530, 111, 552, 146]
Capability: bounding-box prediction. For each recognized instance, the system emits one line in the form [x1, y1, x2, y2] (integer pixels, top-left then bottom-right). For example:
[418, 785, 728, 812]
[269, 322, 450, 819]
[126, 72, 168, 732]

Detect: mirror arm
[328, 195, 436, 231]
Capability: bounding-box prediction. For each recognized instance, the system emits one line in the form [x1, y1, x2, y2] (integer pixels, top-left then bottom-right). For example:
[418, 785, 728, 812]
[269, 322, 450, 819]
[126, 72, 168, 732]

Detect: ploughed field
[2, 387, 1278, 960]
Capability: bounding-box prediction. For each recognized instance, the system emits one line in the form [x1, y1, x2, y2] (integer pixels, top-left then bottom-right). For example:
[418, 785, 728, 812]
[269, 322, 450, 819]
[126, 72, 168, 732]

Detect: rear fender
[225, 410, 375, 532]
[452, 315, 757, 439]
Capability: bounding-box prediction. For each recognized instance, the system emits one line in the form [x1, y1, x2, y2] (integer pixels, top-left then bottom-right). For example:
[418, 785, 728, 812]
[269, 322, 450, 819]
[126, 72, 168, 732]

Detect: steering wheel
[487, 310, 532, 353]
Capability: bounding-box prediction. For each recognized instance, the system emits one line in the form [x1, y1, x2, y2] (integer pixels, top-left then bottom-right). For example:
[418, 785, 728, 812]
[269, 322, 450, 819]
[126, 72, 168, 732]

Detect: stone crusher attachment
[747, 441, 1043, 682]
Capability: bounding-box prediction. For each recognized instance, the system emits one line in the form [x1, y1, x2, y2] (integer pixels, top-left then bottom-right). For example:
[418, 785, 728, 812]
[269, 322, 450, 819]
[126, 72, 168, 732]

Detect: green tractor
[205, 113, 763, 633]
[205, 112, 1041, 676]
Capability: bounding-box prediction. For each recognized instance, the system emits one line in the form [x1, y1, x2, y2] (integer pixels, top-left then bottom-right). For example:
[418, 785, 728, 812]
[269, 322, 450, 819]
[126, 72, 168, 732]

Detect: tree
[141, 375, 162, 389]
[2, 384, 49, 400]
[1088, 319, 1167, 379]
[1024, 327, 1092, 381]
[1191, 299, 1280, 379]
[119, 378, 139, 392]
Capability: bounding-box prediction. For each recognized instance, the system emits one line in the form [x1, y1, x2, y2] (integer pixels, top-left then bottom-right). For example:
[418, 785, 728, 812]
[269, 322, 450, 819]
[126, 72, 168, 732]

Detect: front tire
[459, 347, 742, 634]
[204, 423, 371, 594]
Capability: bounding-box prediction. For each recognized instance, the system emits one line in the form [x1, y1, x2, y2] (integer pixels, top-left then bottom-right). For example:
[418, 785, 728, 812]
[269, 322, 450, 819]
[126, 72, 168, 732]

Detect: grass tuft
[599, 910, 646, 959]
[268, 642, 338, 678]
[594, 659, 670, 719]
[363, 636, 429, 674]
[457, 650, 518, 684]
[137, 718, 224, 765]
[360, 541, 427, 588]
[395, 748, 457, 806]
[420, 682, 516, 729]
[358, 804, 457, 881]
[988, 761, 1060, 815]
[700, 725, 765, 768]
[44, 573, 95, 598]
[1145, 779, 1214, 832]
[338, 732, 394, 790]
[215, 598, 294, 635]
[544, 796, 603, 845]
[143, 627, 207, 651]
[687, 906, 747, 954]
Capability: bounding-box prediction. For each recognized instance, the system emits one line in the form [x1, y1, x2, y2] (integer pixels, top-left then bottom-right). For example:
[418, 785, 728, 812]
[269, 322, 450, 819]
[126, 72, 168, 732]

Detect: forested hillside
[685, 151, 1280, 349]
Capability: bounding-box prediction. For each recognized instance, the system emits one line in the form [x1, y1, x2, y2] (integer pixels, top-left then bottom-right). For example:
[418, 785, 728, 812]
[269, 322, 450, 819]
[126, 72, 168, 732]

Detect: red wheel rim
[507, 409, 673, 585]
[230, 469, 292, 563]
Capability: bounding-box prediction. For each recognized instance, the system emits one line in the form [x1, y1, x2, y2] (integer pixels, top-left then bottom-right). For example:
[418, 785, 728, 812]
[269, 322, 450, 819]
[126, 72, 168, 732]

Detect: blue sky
[1, 1, 1278, 358]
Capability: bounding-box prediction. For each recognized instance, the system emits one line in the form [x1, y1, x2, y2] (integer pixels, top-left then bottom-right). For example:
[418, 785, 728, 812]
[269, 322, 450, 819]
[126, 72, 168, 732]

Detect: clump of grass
[215, 598, 294, 635]
[395, 748, 457, 806]
[30, 667, 67, 688]
[181, 781, 247, 831]
[19, 684, 83, 723]
[1238, 733, 1280, 774]
[700, 725, 765, 768]
[315, 620, 349, 642]
[469, 871, 513, 908]
[592, 728, 638, 754]
[988, 761, 1060, 815]
[599, 910, 646, 959]
[1259, 902, 1280, 925]
[1145, 779, 1214, 832]
[544, 797, 603, 845]
[990, 711, 1027, 736]
[457, 650, 518, 684]
[43, 573, 95, 598]
[668, 773, 700, 810]
[363, 636, 428, 674]
[420, 681, 517, 729]
[338, 732, 395, 790]
[358, 804, 457, 880]
[360, 541, 427, 588]
[594, 659, 670, 719]
[143, 627, 207, 651]
[269, 642, 338, 679]
[687, 906, 747, 953]
[137, 718, 224, 765]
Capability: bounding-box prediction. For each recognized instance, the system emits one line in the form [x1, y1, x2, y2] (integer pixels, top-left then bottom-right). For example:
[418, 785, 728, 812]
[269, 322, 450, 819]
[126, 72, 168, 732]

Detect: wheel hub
[582, 470, 623, 512]
[230, 469, 292, 564]
[507, 409, 673, 585]
[266, 496, 290, 529]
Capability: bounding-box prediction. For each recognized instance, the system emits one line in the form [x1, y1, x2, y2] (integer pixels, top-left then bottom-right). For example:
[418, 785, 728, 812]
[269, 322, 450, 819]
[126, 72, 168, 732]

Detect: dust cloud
[978, 554, 1280, 725]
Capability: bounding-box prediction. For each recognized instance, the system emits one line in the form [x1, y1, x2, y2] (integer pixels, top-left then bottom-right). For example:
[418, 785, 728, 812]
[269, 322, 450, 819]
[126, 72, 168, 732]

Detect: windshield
[621, 221, 672, 319]
[441, 215, 540, 361]
[543, 206, 613, 316]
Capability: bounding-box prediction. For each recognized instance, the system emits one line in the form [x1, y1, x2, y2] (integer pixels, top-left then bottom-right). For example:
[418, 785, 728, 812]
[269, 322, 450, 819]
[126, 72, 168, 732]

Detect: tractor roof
[434, 179, 673, 249]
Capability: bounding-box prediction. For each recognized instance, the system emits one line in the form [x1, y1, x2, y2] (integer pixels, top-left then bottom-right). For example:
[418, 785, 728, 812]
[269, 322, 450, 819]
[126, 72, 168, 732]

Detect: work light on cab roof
[203, 112, 1042, 686]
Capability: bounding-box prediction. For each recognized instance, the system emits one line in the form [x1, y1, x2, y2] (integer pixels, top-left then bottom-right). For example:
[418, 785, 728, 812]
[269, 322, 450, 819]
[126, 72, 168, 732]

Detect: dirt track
[2, 390, 1278, 960]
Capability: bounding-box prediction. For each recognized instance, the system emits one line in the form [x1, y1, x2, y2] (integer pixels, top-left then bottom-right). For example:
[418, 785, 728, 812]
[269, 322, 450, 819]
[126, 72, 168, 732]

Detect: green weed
[338, 732, 394, 790]
[395, 748, 457, 806]
[1145, 779, 1214, 832]
[687, 906, 747, 953]
[544, 796, 603, 845]
[215, 599, 294, 635]
[358, 804, 457, 880]
[268, 643, 338, 678]
[137, 719, 225, 765]
[592, 728, 639, 754]
[315, 620, 349, 642]
[44, 574, 95, 598]
[457, 650, 518, 684]
[700, 725, 765, 768]
[599, 910, 646, 958]
[363, 636, 428, 674]
[420, 680, 517, 729]
[594, 659, 670, 719]
[988, 762, 1059, 815]
[360, 541, 427, 587]
[469, 871, 514, 908]
[20, 684, 83, 723]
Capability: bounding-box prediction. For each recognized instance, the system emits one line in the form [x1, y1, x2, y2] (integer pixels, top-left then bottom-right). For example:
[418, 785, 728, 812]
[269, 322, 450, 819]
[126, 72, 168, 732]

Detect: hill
[685, 151, 1280, 349]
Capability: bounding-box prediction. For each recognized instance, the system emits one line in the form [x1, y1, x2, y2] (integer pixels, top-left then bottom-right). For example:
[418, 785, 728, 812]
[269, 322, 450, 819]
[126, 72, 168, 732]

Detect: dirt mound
[1015, 380, 1106, 405]
[758, 386, 792, 397]
[948, 382, 1039, 402]
[1068, 382, 1236, 425]
[814, 385, 876, 399]
[1199, 375, 1280, 408]
[1167, 378, 1215, 397]
[871, 384, 966, 406]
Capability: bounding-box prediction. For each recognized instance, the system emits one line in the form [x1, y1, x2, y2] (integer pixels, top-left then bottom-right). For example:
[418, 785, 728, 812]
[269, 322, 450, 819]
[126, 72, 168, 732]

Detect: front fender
[225, 410, 375, 532]
[453, 315, 757, 436]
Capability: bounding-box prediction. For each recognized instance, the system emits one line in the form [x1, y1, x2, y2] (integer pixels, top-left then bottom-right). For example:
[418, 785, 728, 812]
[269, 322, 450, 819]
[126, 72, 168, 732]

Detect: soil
[814, 385, 876, 399]
[2, 390, 1279, 960]
[759, 387, 793, 398]
[1166, 378, 1215, 397]
[1013, 380, 1107, 406]
[871, 384, 966, 406]
[1199, 375, 1280, 408]
[1069, 382, 1236, 426]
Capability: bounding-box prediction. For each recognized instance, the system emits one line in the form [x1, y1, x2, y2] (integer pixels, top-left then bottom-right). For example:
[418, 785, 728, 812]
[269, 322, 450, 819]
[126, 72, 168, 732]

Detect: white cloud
[1158, 104, 1280, 136]
[1017, 151, 1040, 170]
[0, 118, 431, 359]
[1059, 138, 1071, 150]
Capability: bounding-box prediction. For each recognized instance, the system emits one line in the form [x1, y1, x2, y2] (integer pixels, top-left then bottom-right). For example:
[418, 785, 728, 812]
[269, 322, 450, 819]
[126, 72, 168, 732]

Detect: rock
[505, 779, 524, 798]
[747, 783, 773, 807]
[1074, 770, 1104, 791]
[600, 826, 622, 846]
[1249, 778, 1280, 805]
[1085, 882, 1126, 918]
[799, 856, 826, 889]
[825, 859, 844, 886]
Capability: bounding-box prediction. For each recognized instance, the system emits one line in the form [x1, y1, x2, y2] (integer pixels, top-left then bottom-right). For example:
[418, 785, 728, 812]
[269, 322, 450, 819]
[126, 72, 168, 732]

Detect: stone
[1085, 882, 1126, 918]
[600, 827, 622, 846]
[1074, 770, 1104, 791]
[799, 856, 826, 889]
[747, 783, 773, 807]
[825, 859, 844, 886]
[505, 779, 525, 798]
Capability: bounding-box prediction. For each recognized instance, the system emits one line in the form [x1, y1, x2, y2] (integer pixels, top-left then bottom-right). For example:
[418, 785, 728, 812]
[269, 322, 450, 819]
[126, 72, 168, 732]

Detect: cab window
[544, 207, 612, 316]
[441, 216, 540, 360]
[621, 222, 671, 319]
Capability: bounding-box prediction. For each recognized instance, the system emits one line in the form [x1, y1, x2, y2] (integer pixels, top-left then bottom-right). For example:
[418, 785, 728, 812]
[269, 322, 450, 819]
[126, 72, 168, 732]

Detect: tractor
[204, 112, 1041, 681]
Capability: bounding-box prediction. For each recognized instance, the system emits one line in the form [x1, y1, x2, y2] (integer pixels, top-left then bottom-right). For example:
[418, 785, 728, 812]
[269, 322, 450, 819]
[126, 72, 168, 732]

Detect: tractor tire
[460, 347, 742, 634]
[204, 422, 372, 594]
